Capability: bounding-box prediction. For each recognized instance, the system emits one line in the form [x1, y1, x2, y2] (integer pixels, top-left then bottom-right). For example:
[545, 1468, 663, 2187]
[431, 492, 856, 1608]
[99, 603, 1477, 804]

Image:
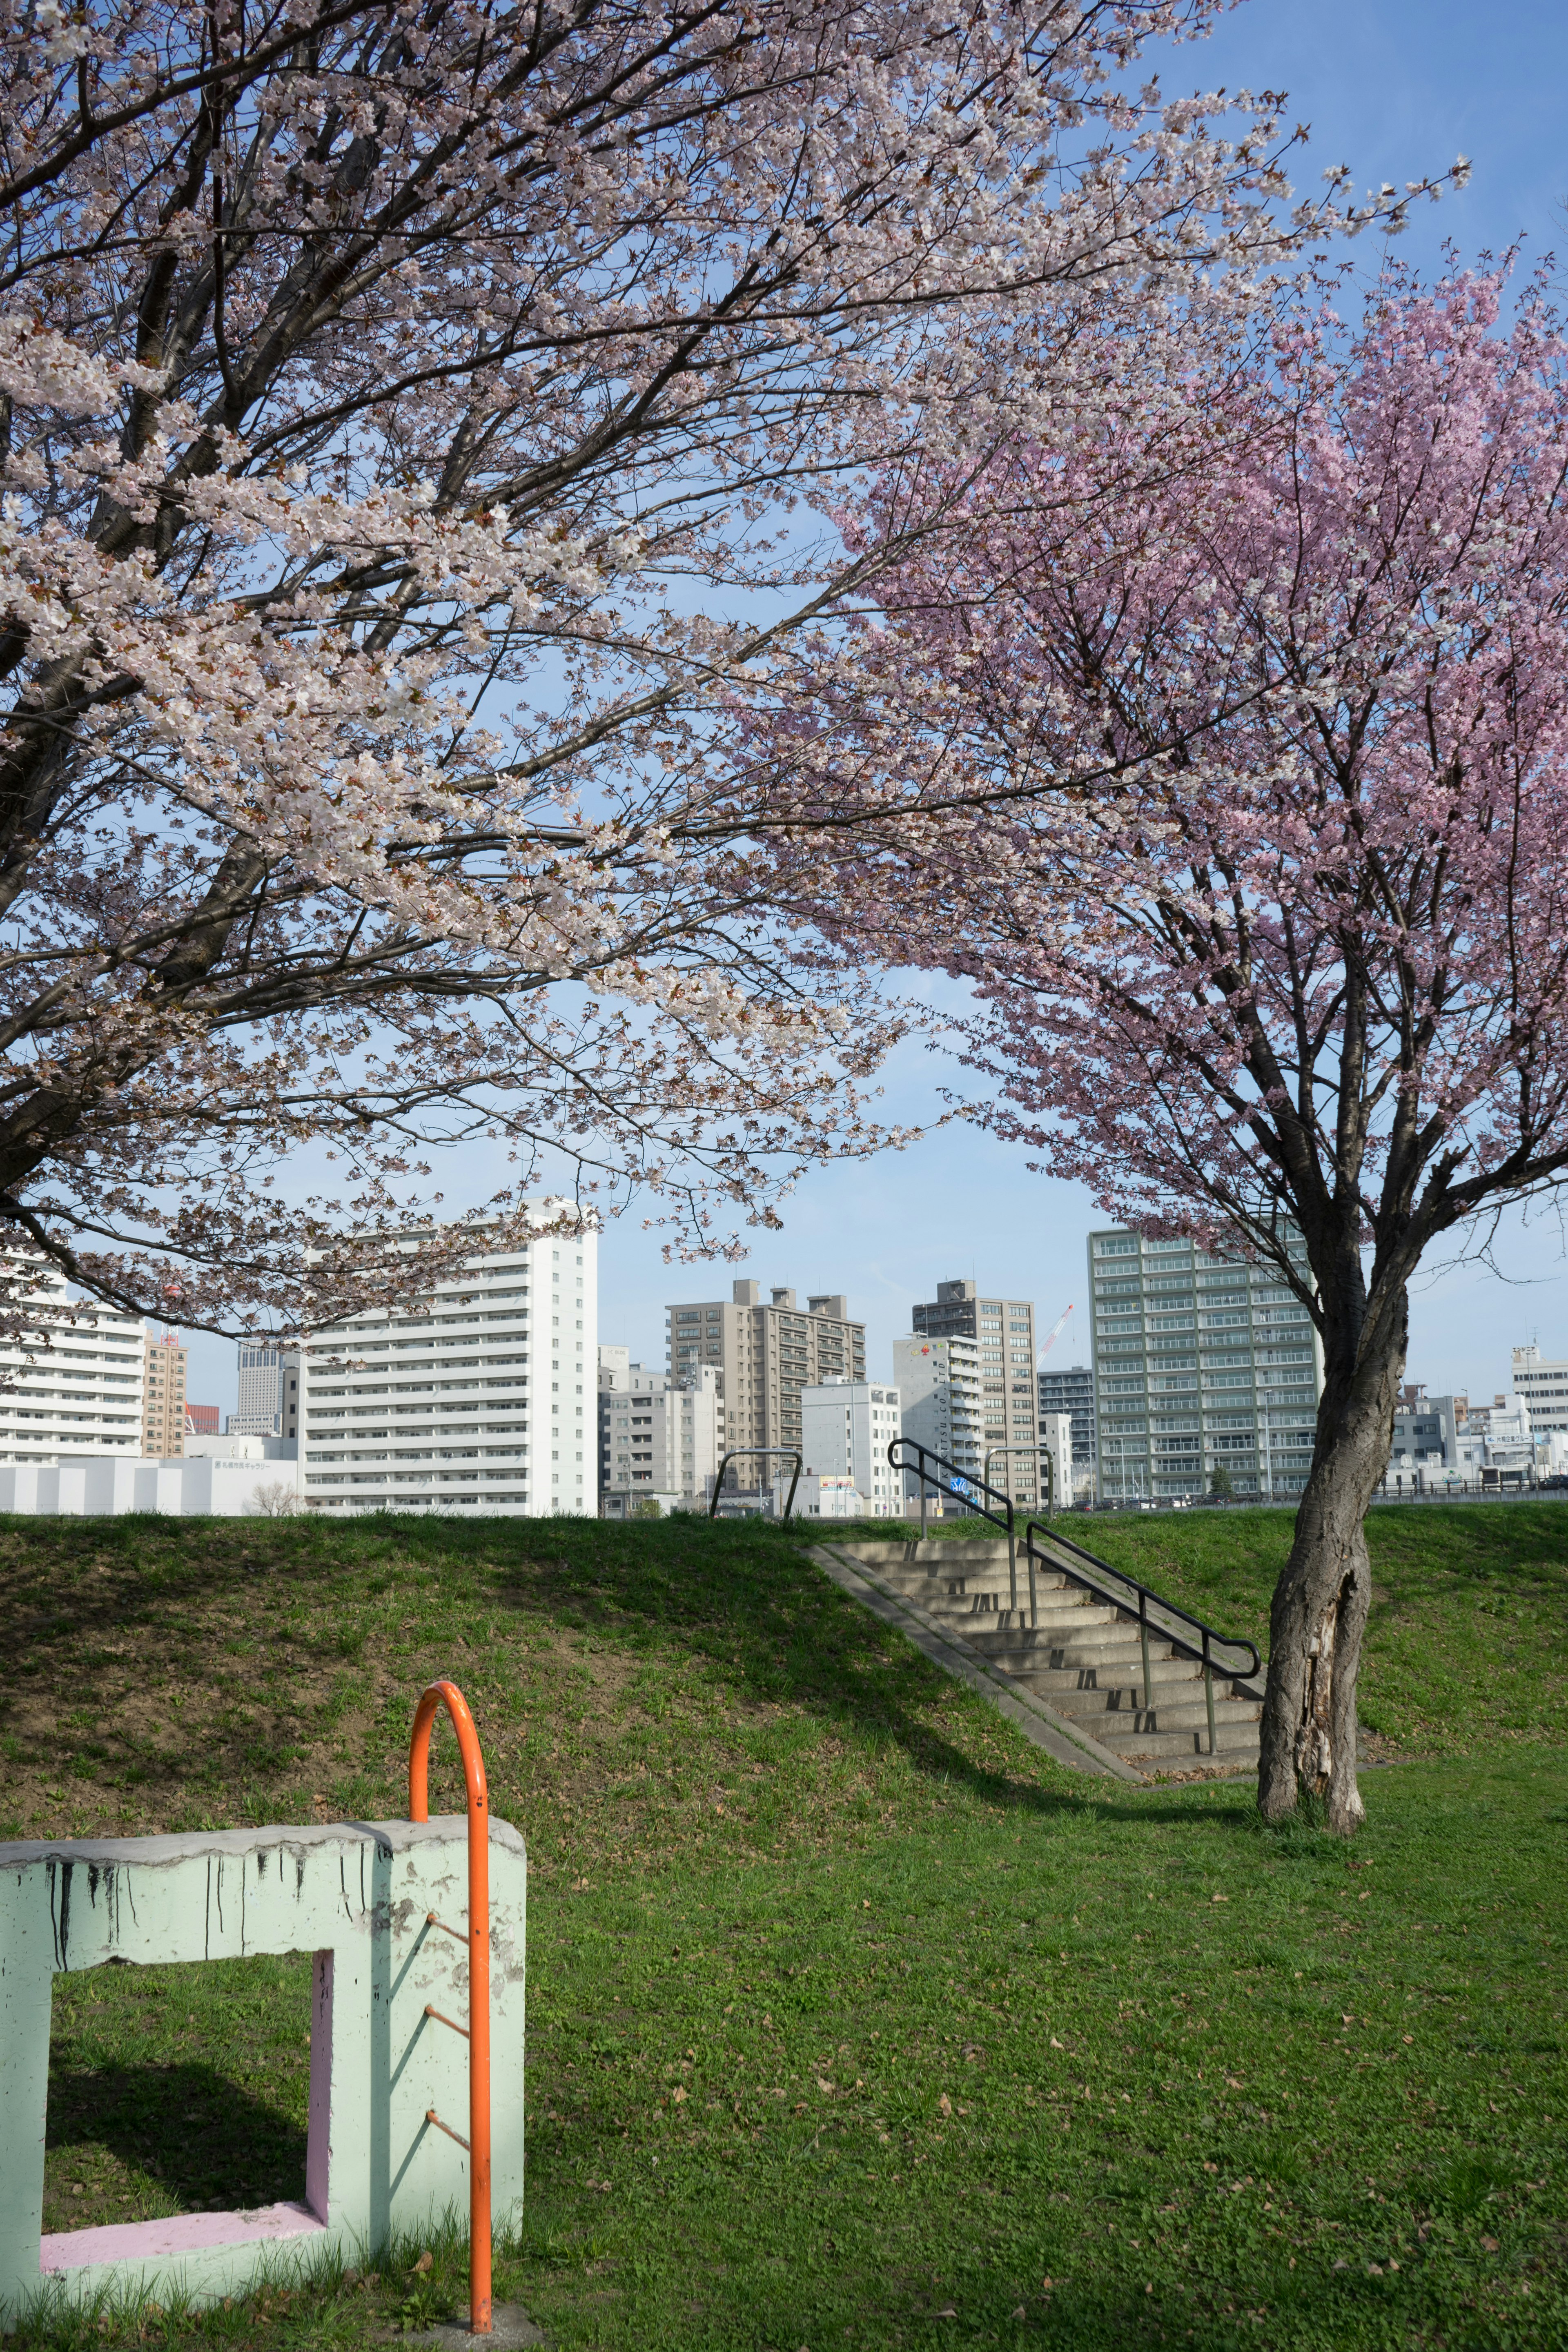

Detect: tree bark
[1257, 1287, 1408, 1835]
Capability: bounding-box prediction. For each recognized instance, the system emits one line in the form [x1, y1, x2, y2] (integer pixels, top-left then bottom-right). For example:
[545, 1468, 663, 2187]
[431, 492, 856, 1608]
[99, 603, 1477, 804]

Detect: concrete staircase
[829, 1535, 1263, 1775]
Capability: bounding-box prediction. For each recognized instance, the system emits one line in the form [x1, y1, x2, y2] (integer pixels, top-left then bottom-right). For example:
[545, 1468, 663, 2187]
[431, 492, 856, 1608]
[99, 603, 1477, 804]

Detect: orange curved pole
[409, 1679, 492, 2335]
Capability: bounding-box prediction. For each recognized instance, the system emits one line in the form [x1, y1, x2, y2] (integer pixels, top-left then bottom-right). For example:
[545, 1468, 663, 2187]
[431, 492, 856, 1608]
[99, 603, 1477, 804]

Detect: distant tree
[0, 0, 1388, 1334]
[791, 267, 1567, 1833]
[1207, 1466, 1236, 1502]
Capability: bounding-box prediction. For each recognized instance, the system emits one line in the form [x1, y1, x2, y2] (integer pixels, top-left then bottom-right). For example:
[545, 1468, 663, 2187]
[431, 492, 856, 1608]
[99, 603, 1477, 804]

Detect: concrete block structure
[0, 1816, 526, 2323]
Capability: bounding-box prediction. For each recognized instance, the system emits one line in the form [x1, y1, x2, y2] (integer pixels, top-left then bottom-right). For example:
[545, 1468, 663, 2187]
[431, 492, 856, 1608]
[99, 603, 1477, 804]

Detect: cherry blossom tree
[790, 266, 1568, 1833]
[0, 0, 1447, 1334]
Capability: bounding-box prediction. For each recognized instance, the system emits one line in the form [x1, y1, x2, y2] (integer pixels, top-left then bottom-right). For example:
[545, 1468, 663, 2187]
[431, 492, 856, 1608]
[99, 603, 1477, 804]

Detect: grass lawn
[4, 1506, 1566, 2348]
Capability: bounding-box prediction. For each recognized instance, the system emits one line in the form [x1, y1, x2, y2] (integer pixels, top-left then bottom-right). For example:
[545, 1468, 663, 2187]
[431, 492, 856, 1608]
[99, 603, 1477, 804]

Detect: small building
[799, 1378, 902, 1517]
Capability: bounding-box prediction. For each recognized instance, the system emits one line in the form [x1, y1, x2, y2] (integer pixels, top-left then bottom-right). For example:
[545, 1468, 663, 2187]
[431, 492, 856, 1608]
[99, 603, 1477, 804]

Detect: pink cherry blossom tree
[790, 265, 1568, 1832]
[0, 0, 1450, 1336]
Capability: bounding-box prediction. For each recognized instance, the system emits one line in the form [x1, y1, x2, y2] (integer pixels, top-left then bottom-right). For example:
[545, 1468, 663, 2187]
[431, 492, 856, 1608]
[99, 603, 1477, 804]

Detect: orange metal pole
[409, 1679, 492, 2335]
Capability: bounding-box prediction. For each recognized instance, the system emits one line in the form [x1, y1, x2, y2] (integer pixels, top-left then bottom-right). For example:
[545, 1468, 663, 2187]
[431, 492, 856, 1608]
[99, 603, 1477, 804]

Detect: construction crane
[1038, 1303, 1075, 1363]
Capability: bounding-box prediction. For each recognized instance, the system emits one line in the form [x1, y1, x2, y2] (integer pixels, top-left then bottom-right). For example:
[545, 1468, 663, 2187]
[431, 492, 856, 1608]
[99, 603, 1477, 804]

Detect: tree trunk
[1256, 1292, 1408, 1835]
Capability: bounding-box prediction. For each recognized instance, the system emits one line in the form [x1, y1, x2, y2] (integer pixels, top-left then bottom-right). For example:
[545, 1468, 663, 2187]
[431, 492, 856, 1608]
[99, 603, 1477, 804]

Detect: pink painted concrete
[40, 2202, 326, 2273]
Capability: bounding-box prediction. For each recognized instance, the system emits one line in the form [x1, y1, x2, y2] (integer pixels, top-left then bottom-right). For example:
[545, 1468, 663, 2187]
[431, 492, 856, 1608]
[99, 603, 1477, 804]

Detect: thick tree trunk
[1256, 1289, 1408, 1835]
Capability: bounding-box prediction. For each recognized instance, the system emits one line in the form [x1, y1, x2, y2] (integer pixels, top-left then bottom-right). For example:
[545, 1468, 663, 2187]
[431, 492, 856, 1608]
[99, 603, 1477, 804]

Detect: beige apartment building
[142, 1335, 188, 1456]
[665, 1280, 865, 1465]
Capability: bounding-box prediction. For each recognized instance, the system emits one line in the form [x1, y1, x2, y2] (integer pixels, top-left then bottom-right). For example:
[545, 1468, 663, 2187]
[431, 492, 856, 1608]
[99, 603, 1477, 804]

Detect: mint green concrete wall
[0, 1817, 526, 2321]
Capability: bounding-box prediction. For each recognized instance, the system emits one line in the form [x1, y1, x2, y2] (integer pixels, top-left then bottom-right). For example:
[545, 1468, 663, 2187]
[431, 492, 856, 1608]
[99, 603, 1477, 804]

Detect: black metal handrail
[886, 1437, 1031, 1613]
[709, 1448, 802, 1523]
[1022, 1515, 1261, 1755]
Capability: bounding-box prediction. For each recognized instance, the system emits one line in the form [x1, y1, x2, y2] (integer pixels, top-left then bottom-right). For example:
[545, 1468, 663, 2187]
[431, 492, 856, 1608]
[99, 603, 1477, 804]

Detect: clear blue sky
[183, 0, 1568, 1422]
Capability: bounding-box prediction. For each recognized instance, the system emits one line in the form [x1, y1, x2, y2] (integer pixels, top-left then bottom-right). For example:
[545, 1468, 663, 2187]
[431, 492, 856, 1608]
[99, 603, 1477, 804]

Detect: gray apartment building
[1088, 1226, 1323, 1503]
[911, 1279, 1039, 1504]
[665, 1280, 864, 1465]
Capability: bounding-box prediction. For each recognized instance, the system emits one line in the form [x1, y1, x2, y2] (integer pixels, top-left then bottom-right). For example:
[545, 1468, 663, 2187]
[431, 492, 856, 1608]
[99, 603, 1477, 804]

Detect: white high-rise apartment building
[297, 1211, 596, 1515]
[800, 1377, 902, 1516]
[0, 1263, 145, 1462]
[597, 1347, 724, 1510]
[232, 1341, 301, 1440]
[892, 1334, 983, 1500]
[1089, 1224, 1323, 1503]
[1511, 1348, 1568, 1438]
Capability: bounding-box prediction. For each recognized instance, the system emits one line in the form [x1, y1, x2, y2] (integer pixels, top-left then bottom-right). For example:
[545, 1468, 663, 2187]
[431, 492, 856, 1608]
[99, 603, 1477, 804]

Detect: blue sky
[182, 0, 1568, 1421]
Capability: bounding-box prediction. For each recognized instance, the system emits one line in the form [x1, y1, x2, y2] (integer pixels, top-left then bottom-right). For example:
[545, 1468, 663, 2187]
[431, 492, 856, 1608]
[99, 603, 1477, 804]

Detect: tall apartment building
[598, 1347, 724, 1511]
[911, 1280, 1040, 1502]
[1511, 1347, 1568, 1437]
[800, 1378, 902, 1516]
[1089, 1225, 1323, 1503]
[0, 1265, 144, 1462]
[298, 1211, 595, 1515]
[1038, 1361, 1096, 1492]
[665, 1280, 864, 1464]
[892, 1334, 983, 1501]
[231, 1340, 300, 1441]
[142, 1334, 188, 1455]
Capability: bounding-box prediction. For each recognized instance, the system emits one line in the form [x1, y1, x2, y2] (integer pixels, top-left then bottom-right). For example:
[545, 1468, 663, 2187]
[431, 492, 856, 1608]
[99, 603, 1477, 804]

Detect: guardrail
[1022, 1517, 1261, 1754]
[709, 1447, 802, 1523]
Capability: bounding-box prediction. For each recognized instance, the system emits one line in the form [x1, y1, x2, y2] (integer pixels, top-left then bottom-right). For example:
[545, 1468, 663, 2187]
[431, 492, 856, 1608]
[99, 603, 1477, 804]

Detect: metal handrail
[982, 1443, 1054, 1519]
[1022, 1516, 1261, 1755]
[885, 1436, 1029, 1610]
[709, 1447, 802, 1522]
[408, 1679, 492, 2335]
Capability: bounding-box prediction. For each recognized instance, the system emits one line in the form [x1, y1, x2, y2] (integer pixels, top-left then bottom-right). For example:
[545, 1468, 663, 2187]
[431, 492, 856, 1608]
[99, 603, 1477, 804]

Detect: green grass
[4, 1507, 1567, 2348]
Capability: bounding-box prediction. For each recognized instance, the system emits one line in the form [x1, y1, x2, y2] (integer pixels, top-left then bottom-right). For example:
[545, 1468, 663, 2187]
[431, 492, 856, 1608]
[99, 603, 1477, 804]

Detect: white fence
[0, 1456, 296, 1516]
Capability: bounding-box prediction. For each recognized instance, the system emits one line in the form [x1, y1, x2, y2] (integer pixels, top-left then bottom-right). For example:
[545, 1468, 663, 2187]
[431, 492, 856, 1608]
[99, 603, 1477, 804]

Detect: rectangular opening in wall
[45, 1951, 312, 2238]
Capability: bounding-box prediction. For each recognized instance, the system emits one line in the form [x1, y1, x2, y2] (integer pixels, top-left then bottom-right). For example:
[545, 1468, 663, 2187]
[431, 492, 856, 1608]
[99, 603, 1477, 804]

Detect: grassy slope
[4, 1508, 1566, 2350]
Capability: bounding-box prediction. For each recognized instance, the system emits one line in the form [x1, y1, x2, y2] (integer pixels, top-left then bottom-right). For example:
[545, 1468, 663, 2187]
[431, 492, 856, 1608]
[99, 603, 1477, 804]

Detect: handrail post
[1139, 1593, 1152, 1715]
[1025, 1526, 1038, 1630]
[408, 1680, 492, 2336]
[1203, 1631, 1217, 1756]
[920, 1446, 929, 1540]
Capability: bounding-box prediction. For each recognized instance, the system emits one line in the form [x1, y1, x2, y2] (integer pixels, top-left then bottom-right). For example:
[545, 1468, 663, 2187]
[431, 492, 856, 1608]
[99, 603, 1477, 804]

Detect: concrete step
[872, 1564, 1073, 1599]
[1098, 1717, 1262, 1761]
[998, 1656, 1217, 1699]
[838, 1539, 1016, 1567]
[921, 1590, 1114, 1627]
[1048, 1688, 1261, 1734]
